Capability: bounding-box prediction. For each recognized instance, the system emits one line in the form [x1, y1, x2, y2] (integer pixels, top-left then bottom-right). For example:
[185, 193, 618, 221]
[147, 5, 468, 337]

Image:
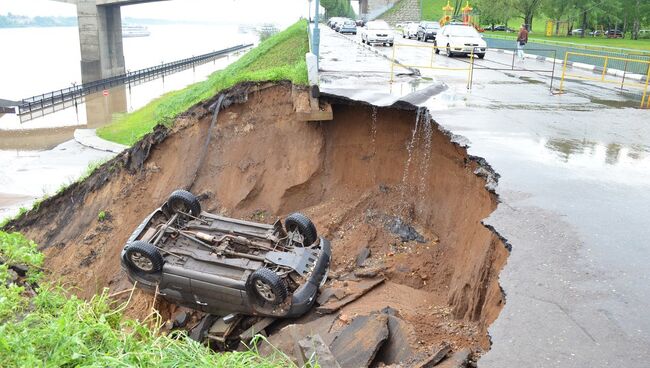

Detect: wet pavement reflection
[318, 25, 650, 367]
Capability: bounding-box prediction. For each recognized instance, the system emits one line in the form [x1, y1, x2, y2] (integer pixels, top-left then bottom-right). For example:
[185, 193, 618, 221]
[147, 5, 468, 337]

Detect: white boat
[122, 25, 151, 38]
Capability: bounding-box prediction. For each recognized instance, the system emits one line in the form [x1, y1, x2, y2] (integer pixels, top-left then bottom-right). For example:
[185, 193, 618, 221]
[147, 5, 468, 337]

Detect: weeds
[0, 231, 296, 367]
[98, 211, 107, 222]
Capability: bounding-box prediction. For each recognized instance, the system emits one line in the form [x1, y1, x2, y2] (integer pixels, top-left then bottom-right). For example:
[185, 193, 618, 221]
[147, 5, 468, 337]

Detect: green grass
[421, 0, 449, 22]
[0, 231, 296, 367]
[97, 20, 309, 146]
[483, 31, 650, 51]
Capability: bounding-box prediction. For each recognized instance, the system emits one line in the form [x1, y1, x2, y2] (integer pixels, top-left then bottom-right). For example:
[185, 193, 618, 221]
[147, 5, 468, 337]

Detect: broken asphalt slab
[329, 313, 389, 368]
[317, 277, 385, 314]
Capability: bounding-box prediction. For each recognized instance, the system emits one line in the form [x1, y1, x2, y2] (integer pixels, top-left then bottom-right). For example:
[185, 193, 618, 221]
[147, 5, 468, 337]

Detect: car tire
[434, 40, 440, 54]
[124, 241, 163, 274]
[446, 44, 453, 57]
[285, 213, 318, 246]
[167, 189, 201, 216]
[388, 42, 394, 47]
[247, 268, 287, 306]
[478, 53, 485, 59]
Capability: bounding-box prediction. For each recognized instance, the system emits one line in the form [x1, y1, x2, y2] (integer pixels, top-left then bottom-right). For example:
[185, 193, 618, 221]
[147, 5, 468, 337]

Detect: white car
[402, 22, 419, 39]
[360, 20, 394, 46]
[435, 24, 487, 59]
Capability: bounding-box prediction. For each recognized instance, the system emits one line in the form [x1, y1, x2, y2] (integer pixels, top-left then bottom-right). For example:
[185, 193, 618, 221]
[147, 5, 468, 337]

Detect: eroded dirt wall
[6, 83, 508, 349]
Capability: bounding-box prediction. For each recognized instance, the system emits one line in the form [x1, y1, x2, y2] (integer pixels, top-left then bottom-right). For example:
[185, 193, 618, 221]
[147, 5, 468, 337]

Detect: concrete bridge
[55, 0, 167, 83]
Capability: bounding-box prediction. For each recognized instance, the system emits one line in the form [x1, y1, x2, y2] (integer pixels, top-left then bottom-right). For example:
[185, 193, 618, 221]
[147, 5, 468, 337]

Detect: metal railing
[559, 51, 650, 108]
[389, 43, 558, 91]
[17, 44, 253, 115]
[484, 35, 650, 75]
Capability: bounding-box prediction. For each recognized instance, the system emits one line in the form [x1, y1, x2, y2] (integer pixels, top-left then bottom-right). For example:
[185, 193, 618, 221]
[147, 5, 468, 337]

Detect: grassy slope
[97, 20, 309, 146]
[0, 231, 293, 367]
[422, 0, 449, 22]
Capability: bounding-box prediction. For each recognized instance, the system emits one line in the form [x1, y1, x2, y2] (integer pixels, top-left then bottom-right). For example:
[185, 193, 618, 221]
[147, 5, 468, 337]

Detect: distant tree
[321, 0, 356, 19]
[512, 0, 544, 31]
[621, 0, 650, 39]
[476, 0, 514, 29]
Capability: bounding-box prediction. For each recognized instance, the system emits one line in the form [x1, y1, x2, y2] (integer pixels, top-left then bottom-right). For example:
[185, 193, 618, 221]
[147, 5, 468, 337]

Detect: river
[0, 24, 260, 220]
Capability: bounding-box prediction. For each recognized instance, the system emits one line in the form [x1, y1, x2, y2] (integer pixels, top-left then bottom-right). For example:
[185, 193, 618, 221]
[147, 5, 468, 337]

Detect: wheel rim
[447, 45, 451, 56]
[255, 279, 276, 302]
[130, 252, 153, 271]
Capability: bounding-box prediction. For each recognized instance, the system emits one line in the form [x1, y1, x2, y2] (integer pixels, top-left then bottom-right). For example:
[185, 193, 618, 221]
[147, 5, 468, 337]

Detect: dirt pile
[5, 82, 508, 361]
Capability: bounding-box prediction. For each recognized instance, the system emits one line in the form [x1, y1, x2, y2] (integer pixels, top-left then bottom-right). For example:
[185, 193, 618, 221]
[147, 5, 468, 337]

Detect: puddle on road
[589, 97, 643, 109]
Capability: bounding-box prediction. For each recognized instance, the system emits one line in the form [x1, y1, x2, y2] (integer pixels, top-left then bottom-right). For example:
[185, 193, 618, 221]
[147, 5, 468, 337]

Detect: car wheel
[388, 42, 394, 47]
[167, 189, 201, 216]
[247, 268, 287, 306]
[434, 40, 440, 54]
[478, 53, 485, 59]
[124, 241, 163, 274]
[446, 44, 453, 57]
[285, 213, 318, 246]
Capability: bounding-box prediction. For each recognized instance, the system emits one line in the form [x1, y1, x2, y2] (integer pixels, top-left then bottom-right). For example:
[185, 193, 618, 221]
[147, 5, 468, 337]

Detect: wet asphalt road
[318, 26, 650, 367]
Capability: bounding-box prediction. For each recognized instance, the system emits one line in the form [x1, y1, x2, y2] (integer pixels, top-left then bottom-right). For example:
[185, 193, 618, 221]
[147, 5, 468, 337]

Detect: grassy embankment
[482, 31, 650, 51]
[419, 1, 649, 51]
[97, 20, 309, 146]
[0, 231, 294, 367]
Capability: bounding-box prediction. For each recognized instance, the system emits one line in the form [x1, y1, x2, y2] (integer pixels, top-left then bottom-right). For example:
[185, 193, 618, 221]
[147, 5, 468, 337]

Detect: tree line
[475, 0, 649, 39]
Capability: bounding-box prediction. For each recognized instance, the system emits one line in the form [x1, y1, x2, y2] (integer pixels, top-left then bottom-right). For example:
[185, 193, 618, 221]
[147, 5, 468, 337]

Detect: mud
[4, 82, 508, 358]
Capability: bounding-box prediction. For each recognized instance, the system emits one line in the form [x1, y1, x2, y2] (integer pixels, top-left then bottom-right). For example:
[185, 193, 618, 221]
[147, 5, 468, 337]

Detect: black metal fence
[17, 43, 253, 115]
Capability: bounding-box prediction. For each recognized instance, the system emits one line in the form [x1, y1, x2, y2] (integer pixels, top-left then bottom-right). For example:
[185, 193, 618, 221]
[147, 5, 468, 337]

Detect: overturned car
[120, 190, 331, 318]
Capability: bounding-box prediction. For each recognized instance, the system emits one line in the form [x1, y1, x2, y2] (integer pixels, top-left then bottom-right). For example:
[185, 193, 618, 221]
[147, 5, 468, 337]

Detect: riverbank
[97, 20, 309, 146]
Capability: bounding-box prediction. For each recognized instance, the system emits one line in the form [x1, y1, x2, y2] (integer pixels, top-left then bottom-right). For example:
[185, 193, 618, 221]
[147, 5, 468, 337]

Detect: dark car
[491, 25, 514, 32]
[606, 29, 623, 38]
[120, 190, 331, 318]
[338, 20, 357, 35]
[416, 21, 441, 42]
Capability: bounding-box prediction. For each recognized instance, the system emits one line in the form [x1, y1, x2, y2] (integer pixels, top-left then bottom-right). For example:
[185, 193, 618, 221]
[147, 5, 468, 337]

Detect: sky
[0, 0, 311, 26]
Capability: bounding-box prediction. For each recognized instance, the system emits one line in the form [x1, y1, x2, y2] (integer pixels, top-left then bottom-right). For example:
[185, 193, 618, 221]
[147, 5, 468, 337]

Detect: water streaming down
[399, 107, 422, 216]
[417, 110, 433, 207]
[370, 106, 378, 151]
[370, 106, 379, 184]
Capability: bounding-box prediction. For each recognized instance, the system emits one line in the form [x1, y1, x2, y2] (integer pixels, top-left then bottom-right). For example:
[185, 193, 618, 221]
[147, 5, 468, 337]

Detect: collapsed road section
[4, 81, 509, 367]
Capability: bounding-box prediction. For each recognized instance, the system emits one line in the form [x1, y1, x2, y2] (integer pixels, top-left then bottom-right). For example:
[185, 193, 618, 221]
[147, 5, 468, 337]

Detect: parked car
[338, 20, 357, 35]
[590, 30, 605, 36]
[360, 20, 394, 46]
[436, 24, 487, 59]
[334, 18, 354, 32]
[416, 21, 441, 42]
[606, 29, 623, 38]
[491, 25, 514, 32]
[121, 189, 331, 318]
[638, 30, 650, 39]
[327, 17, 345, 29]
[571, 28, 585, 35]
[402, 22, 419, 39]
[355, 19, 366, 27]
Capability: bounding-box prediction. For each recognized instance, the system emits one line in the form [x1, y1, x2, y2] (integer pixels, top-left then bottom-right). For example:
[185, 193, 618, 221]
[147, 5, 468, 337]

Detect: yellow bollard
[601, 56, 609, 81]
[559, 52, 570, 93]
[641, 65, 650, 108]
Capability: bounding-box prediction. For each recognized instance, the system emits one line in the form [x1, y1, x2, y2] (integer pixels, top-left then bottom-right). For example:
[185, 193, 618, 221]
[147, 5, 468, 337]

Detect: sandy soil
[5, 82, 508, 357]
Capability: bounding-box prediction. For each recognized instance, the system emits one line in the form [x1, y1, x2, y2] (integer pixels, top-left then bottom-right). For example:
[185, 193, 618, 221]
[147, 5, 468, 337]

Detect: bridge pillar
[76, 0, 125, 83]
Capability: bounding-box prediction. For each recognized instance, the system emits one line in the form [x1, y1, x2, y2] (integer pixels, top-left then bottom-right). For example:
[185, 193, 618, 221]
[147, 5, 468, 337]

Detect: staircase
[379, 0, 421, 24]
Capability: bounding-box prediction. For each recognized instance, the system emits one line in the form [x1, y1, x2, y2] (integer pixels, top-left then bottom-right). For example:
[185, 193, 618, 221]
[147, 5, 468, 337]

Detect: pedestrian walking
[517, 24, 528, 61]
